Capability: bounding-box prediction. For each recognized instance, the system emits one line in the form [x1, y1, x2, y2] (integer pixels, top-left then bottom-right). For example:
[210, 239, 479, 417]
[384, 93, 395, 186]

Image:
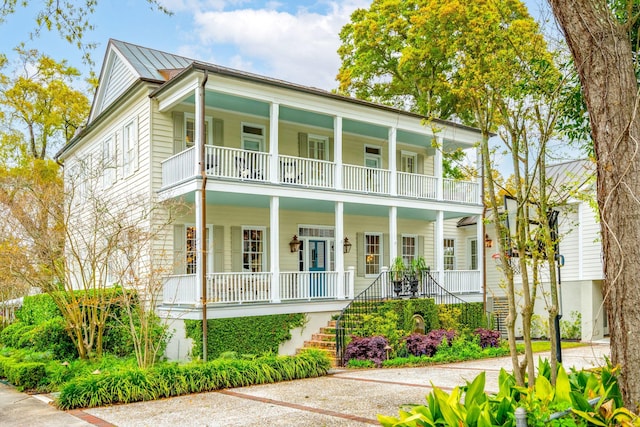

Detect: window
[242, 123, 265, 152]
[400, 151, 417, 173]
[102, 135, 116, 188]
[184, 113, 212, 148]
[364, 145, 381, 168]
[365, 233, 382, 276]
[243, 227, 265, 272]
[468, 238, 478, 270]
[402, 235, 417, 266]
[444, 238, 456, 270]
[308, 134, 329, 160]
[122, 118, 138, 177]
[185, 226, 212, 275]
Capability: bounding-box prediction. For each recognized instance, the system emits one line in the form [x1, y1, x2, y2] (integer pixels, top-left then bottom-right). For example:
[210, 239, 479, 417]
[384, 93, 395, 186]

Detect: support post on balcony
[335, 201, 345, 299]
[347, 266, 355, 299]
[389, 206, 397, 262]
[435, 210, 445, 289]
[270, 196, 281, 303]
[334, 116, 343, 190]
[269, 103, 279, 184]
[389, 127, 397, 196]
[435, 135, 444, 200]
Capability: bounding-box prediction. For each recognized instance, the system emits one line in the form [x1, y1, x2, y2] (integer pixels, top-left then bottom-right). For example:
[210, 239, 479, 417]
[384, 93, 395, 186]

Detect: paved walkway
[0, 343, 610, 426]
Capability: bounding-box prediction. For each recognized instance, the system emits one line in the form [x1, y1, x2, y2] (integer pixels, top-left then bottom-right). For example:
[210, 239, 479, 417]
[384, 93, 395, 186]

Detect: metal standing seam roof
[546, 159, 595, 198]
[110, 39, 194, 81]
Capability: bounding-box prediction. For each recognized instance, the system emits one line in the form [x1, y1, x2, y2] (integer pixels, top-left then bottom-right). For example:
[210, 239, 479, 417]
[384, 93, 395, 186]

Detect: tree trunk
[549, 0, 640, 409]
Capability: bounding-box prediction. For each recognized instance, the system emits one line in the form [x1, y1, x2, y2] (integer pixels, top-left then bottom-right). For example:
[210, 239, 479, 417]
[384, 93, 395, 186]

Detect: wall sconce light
[289, 235, 301, 253]
[343, 237, 352, 254]
[485, 234, 493, 248]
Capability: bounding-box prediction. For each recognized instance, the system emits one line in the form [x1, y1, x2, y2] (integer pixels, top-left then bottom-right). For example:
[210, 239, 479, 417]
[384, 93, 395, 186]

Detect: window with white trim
[402, 235, 417, 266]
[400, 151, 417, 173]
[122, 118, 138, 177]
[184, 113, 213, 147]
[241, 123, 265, 152]
[102, 134, 116, 188]
[243, 227, 265, 272]
[185, 225, 212, 275]
[468, 238, 478, 270]
[308, 134, 329, 160]
[364, 145, 381, 168]
[444, 238, 456, 270]
[365, 233, 382, 276]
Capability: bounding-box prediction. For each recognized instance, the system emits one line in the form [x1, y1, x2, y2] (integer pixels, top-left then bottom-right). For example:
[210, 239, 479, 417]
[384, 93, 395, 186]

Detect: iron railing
[335, 269, 480, 366]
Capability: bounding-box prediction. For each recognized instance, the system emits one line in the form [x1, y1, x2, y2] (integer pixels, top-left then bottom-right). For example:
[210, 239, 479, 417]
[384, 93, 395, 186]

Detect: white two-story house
[484, 159, 606, 342]
[56, 40, 485, 359]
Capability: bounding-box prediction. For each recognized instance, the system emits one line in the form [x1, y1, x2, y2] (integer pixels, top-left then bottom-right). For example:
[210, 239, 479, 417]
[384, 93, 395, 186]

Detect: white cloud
[180, 0, 368, 90]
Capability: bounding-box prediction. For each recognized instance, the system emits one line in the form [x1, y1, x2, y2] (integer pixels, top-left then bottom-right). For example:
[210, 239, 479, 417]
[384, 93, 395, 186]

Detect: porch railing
[160, 147, 481, 205]
[343, 164, 391, 194]
[162, 270, 354, 305]
[438, 270, 482, 293]
[396, 171, 438, 199]
[161, 147, 196, 187]
[278, 155, 335, 188]
[443, 178, 481, 204]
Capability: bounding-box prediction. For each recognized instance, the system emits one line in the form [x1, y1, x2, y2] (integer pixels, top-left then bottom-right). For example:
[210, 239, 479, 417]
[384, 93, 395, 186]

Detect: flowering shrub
[473, 328, 501, 348]
[344, 336, 389, 367]
[404, 329, 456, 357]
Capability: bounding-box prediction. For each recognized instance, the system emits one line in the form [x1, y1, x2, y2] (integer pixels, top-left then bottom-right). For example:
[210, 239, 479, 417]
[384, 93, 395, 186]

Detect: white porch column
[347, 266, 355, 299]
[476, 214, 484, 288]
[435, 210, 445, 288]
[194, 82, 205, 306]
[270, 196, 281, 303]
[335, 201, 345, 299]
[381, 266, 389, 299]
[269, 103, 279, 184]
[334, 116, 343, 190]
[435, 135, 444, 200]
[389, 127, 397, 196]
[389, 206, 398, 263]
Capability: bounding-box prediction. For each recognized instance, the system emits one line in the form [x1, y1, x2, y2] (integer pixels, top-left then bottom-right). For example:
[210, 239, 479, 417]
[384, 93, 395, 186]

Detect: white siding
[98, 54, 138, 117]
[580, 202, 603, 280]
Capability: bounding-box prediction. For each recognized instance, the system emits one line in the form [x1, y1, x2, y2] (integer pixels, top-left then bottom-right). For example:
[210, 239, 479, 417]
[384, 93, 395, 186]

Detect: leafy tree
[549, 0, 640, 409]
[0, 48, 90, 159]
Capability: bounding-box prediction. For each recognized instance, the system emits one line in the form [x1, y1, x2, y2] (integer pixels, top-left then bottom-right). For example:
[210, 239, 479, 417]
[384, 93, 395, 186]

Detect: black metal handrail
[335, 269, 480, 365]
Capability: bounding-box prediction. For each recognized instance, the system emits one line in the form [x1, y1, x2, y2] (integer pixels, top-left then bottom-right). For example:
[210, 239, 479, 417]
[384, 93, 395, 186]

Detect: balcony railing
[429, 270, 483, 294]
[160, 146, 480, 205]
[162, 270, 355, 306]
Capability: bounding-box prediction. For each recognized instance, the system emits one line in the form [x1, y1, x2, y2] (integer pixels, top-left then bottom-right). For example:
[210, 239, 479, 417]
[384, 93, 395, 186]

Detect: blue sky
[0, 0, 551, 91]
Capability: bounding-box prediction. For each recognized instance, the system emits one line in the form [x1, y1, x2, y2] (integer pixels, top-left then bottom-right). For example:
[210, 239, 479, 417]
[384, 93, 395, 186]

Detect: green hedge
[16, 294, 61, 325]
[185, 313, 306, 359]
[57, 349, 330, 410]
[0, 354, 47, 390]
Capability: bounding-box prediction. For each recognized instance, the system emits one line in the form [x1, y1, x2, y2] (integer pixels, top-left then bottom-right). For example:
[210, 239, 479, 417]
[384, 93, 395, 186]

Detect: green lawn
[529, 340, 585, 353]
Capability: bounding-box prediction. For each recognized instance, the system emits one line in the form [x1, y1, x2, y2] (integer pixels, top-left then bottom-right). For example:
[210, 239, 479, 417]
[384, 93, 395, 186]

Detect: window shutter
[231, 226, 241, 271]
[213, 118, 224, 146]
[213, 226, 224, 272]
[418, 235, 425, 258]
[356, 232, 364, 277]
[328, 137, 334, 162]
[383, 233, 390, 268]
[173, 112, 184, 154]
[397, 234, 402, 259]
[417, 154, 425, 174]
[298, 132, 308, 157]
[173, 224, 185, 274]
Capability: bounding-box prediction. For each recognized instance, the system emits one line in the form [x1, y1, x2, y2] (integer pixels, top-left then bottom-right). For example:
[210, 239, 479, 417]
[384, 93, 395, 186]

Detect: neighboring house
[55, 40, 485, 360]
[483, 159, 605, 342]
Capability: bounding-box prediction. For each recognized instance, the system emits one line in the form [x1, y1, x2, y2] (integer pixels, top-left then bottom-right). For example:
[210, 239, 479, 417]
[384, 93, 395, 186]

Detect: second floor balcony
[161, 145, 481, 205]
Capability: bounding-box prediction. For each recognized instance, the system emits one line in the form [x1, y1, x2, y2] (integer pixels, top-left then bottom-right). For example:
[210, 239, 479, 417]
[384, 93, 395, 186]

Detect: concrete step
[312, 333, 335, 342]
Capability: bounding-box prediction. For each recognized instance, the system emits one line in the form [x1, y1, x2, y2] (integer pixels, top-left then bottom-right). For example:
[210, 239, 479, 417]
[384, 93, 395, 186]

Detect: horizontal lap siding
[580, 203, 604, 280]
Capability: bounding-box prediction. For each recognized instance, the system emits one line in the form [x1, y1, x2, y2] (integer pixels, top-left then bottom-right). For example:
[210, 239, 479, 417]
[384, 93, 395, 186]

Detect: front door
[309, 240, 326, 297]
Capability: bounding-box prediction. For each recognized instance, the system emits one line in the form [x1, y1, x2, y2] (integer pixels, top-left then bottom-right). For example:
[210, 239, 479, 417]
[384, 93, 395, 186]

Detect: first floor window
[402, 235, 417, 266]
[444, 238, 455, 270]
[185, 226, 212, 274]
[243, 227, 265, 272]
[469, 238, 478, 270]
[365, 233, 382, 275]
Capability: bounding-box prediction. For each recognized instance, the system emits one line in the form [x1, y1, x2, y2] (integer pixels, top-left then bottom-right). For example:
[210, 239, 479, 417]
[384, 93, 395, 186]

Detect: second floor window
[308, 134, 329, 160]
[242, 123, 265, 152]
[401, 152, 417, 173]
[122, 119, 138, 177]
[184, 113, 212, 148]
[444, 238, 455, 270]
[102, 135, 116, 188]
[365, 233, 382, 276]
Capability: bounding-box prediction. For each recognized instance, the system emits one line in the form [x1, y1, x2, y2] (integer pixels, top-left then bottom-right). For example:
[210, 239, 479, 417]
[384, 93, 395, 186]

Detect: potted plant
[391, 256, 406, 297]
[409, 256, 427, 298]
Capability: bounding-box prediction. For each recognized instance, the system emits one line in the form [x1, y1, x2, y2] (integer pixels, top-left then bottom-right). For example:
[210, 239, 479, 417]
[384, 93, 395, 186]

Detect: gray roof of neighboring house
[546, 158, 595, 198]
